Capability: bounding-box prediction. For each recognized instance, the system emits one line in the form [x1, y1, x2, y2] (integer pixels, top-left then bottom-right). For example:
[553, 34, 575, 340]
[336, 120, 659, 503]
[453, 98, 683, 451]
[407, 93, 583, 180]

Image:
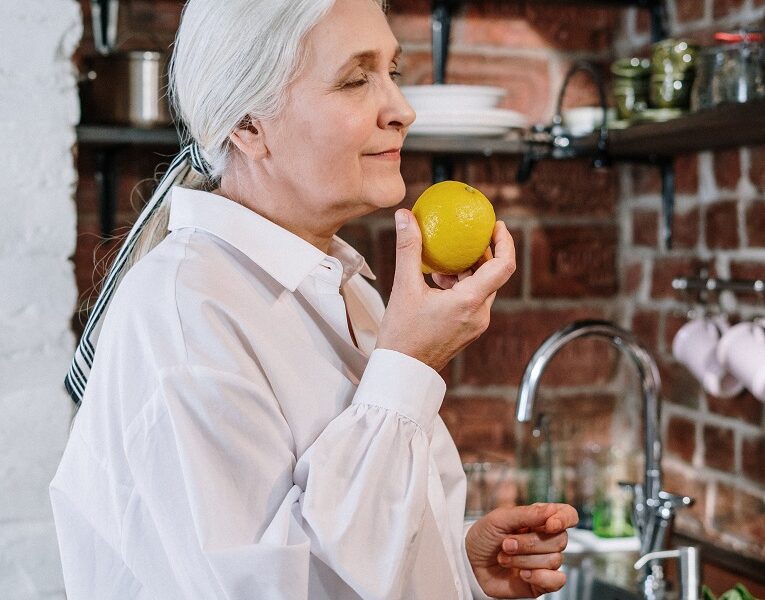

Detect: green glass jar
[651, 38, 699, 75]
[614, 81, 649, 118]
[611, 57, 651, 119]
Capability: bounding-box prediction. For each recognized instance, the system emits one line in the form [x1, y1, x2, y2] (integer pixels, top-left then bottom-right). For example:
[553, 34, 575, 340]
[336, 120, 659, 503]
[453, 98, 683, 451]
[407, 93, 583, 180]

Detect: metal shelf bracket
[431, 0, 458, 182]
[660, 158, 675, 249]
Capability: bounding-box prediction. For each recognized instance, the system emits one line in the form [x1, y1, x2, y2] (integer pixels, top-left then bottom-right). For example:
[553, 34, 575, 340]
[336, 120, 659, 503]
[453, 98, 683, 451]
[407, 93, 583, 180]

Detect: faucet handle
[635, 546, 701, 600]
[656, 490, 694, 511]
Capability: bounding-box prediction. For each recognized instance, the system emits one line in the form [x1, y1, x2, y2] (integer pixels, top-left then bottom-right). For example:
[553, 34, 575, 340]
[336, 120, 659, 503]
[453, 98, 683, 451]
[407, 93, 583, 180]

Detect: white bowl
[401, 84, 506, 112]
[561, 106, 617, 137]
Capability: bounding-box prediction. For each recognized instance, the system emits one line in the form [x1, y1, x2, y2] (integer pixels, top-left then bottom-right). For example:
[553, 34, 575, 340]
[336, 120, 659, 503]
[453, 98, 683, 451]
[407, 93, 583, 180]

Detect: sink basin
[545, 531, 641, 600]
[465, 520, 643, 599]
[542, 556, 641, 600]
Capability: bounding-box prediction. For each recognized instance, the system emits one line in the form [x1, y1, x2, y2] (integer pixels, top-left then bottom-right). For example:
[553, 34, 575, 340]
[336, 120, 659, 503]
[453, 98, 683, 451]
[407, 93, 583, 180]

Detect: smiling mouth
[365, 148, 401, 158]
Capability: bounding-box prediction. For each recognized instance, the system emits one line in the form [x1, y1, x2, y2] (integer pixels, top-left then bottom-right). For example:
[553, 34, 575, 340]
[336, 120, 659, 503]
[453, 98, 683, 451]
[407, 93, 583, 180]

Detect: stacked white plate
[401, 84, 527, 137]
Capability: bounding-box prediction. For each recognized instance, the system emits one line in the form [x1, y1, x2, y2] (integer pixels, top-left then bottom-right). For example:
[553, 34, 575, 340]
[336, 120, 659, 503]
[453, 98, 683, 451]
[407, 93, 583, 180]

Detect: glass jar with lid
[712, 29, 765, 105]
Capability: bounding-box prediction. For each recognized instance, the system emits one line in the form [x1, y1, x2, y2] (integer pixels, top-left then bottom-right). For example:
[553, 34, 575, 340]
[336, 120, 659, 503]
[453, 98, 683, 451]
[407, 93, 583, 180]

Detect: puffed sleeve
[429, 417, 498, 600]
[122, 348, 446, 600]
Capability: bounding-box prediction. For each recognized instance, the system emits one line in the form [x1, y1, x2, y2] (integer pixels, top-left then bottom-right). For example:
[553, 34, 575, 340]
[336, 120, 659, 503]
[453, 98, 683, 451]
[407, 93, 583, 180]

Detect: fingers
[490, 502, 577, 533]
[501, 530, 568, 556]
[392, 209, 426, 291]
[542, 504, 579, 533]
[430, 272, 457, 289]
[462, 221, 516, 300]
[497, 551, 563, 571]
[520, 568, 567, 594]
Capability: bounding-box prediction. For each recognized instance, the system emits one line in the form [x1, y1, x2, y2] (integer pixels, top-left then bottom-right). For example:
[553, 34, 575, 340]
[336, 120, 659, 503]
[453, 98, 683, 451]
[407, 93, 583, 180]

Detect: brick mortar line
[662, 402, 763, 436]
[500, 216, 620, 227]
[624, 245, 765, 262]
[664, 456, 765, 498]
[625, 194, 711, 211]
[492, 297, 620, 310]
[446, 385, 517, 398]
[447, 380, 632, 399]
[705, 477, 717, 529]
[520, 220, 532, 301]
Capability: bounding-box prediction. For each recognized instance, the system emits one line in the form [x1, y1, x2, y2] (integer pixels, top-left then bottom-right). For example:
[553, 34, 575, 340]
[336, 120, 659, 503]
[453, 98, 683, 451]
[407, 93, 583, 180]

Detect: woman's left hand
[465, 503, 579, 599]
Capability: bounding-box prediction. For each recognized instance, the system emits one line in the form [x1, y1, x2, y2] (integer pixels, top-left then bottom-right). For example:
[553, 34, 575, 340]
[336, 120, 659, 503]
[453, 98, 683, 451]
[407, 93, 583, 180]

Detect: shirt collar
[167, 186, 376, 292]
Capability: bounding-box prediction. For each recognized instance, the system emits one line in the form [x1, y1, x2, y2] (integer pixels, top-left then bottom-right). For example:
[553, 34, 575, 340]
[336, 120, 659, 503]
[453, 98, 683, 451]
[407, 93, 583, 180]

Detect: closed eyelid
[335, 44, 402, 78]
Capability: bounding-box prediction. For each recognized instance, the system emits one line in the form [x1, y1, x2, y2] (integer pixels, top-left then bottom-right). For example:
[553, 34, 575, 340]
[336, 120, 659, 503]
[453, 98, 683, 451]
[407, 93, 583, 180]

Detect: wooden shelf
[574, 98, 765, 159]
[76, 124, 180, 146]
[76, 99, 765, 159]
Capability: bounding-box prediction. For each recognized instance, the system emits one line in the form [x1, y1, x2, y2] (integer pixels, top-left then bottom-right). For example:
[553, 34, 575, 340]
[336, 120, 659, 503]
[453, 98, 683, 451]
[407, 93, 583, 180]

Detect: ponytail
[64, 142, 213, 406]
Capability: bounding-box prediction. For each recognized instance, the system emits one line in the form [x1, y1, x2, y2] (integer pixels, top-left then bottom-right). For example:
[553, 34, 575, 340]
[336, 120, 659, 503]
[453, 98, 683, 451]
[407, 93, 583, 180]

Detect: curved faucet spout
[516, 319, 663, 520]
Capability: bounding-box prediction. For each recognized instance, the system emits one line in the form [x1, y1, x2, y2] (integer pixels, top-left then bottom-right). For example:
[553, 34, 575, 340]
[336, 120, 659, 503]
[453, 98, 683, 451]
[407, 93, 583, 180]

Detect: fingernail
[521, 570, 532, 580]
[502, 538, 518, 553]
[395, 210, 408, 231]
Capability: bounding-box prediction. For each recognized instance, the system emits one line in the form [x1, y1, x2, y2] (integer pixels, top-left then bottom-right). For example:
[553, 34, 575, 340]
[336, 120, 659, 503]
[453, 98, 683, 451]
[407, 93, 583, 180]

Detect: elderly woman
[50, 0, 576, 598]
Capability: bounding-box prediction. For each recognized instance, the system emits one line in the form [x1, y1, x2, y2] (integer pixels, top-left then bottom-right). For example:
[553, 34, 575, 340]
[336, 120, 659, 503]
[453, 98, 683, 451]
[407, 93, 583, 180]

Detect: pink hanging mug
[672, 315, 743, 398]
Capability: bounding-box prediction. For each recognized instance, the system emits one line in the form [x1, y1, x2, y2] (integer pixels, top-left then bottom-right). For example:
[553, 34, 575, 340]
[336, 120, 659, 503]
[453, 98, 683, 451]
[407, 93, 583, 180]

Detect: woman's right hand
[375, 209, 516, 374]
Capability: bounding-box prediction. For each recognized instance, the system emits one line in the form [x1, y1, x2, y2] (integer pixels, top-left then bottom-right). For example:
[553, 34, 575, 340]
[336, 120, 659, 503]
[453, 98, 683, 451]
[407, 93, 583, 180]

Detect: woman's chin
[369, 177, 407, 208]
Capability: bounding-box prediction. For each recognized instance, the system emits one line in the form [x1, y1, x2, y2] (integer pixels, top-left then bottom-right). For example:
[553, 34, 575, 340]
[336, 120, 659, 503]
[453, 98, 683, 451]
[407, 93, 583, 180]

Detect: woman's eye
[389, 70, 402, 83]
[343, 73, 369, 89]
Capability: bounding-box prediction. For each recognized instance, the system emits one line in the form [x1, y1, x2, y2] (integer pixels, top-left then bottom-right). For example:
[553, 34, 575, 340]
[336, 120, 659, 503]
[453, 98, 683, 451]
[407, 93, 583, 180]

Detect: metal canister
[80, 50, 171, 127]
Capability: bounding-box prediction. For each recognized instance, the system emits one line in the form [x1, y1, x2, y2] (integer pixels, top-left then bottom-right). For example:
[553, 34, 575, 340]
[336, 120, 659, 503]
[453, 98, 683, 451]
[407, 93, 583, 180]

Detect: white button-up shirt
[50, 186, 493, 600]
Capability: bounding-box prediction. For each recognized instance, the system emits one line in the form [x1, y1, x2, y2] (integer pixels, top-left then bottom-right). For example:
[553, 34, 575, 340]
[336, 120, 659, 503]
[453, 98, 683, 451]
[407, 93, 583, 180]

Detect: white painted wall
[0, 1, 83, 598]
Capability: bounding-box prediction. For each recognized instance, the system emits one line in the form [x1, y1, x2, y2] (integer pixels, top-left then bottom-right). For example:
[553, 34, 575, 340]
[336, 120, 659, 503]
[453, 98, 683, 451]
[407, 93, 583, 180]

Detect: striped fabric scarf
[64, 141, 213, 406]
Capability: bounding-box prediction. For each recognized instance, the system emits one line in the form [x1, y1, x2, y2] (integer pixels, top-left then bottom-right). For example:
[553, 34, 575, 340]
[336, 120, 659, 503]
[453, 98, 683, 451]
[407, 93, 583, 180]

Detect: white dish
[408, 108, 526, 137]
[401, 84, 506, 111]
[411, 108, 527, 128]
[562, 106, 617, 137]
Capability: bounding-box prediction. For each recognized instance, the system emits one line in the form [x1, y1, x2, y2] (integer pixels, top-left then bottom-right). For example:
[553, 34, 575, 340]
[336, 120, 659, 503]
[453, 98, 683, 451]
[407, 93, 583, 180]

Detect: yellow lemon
[412, 180, 496, 275]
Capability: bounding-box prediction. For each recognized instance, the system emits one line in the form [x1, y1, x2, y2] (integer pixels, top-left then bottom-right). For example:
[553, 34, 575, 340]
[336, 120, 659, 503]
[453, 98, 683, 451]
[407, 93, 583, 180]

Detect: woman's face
[261, 0, 415, 225]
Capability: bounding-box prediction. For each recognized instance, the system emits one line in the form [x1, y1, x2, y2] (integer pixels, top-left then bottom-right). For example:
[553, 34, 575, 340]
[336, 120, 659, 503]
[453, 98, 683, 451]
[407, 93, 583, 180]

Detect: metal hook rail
[672, 277, 765, 295]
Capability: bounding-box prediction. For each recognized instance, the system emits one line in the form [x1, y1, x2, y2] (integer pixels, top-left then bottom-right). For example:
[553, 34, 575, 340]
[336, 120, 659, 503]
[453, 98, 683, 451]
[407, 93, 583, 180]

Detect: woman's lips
[364, 148, 401, 160]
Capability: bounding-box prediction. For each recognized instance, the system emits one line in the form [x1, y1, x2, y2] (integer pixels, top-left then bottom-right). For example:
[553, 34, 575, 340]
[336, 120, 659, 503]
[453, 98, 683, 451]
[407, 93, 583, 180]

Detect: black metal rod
[649, 1, 668, 43]
[431, 1, 454, 84]
[432, 156, 454, 183]
[660, 159, 674, 249]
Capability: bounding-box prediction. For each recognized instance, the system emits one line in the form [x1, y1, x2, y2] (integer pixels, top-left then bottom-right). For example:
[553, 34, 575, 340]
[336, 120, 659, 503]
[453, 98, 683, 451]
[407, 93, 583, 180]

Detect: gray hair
[122, 0, 342, 275]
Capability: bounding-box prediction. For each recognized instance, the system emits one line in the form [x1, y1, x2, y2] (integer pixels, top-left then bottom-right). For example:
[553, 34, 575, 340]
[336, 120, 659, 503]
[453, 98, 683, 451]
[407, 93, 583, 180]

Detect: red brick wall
[72, 0, 765, 565]
[615, 0, 765, 564]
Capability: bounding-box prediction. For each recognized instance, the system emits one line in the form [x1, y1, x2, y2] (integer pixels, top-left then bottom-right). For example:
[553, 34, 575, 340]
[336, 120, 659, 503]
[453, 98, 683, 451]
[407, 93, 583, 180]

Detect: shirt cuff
[462, 521, 497, 600]
[353, 348, 446, 440]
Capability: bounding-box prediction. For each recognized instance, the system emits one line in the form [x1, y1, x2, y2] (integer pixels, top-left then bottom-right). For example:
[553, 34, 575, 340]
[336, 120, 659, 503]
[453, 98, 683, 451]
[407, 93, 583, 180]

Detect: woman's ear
[229, 115, 268, 161]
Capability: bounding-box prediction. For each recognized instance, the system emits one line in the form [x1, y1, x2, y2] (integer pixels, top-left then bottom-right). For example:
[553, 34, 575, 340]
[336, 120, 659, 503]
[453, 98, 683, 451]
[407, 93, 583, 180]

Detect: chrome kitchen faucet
[516, 320, 696, 599]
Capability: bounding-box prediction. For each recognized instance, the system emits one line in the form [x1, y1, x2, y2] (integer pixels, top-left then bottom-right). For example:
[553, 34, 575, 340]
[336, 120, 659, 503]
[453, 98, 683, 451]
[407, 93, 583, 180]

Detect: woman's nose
[379, 83, 416, 131]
